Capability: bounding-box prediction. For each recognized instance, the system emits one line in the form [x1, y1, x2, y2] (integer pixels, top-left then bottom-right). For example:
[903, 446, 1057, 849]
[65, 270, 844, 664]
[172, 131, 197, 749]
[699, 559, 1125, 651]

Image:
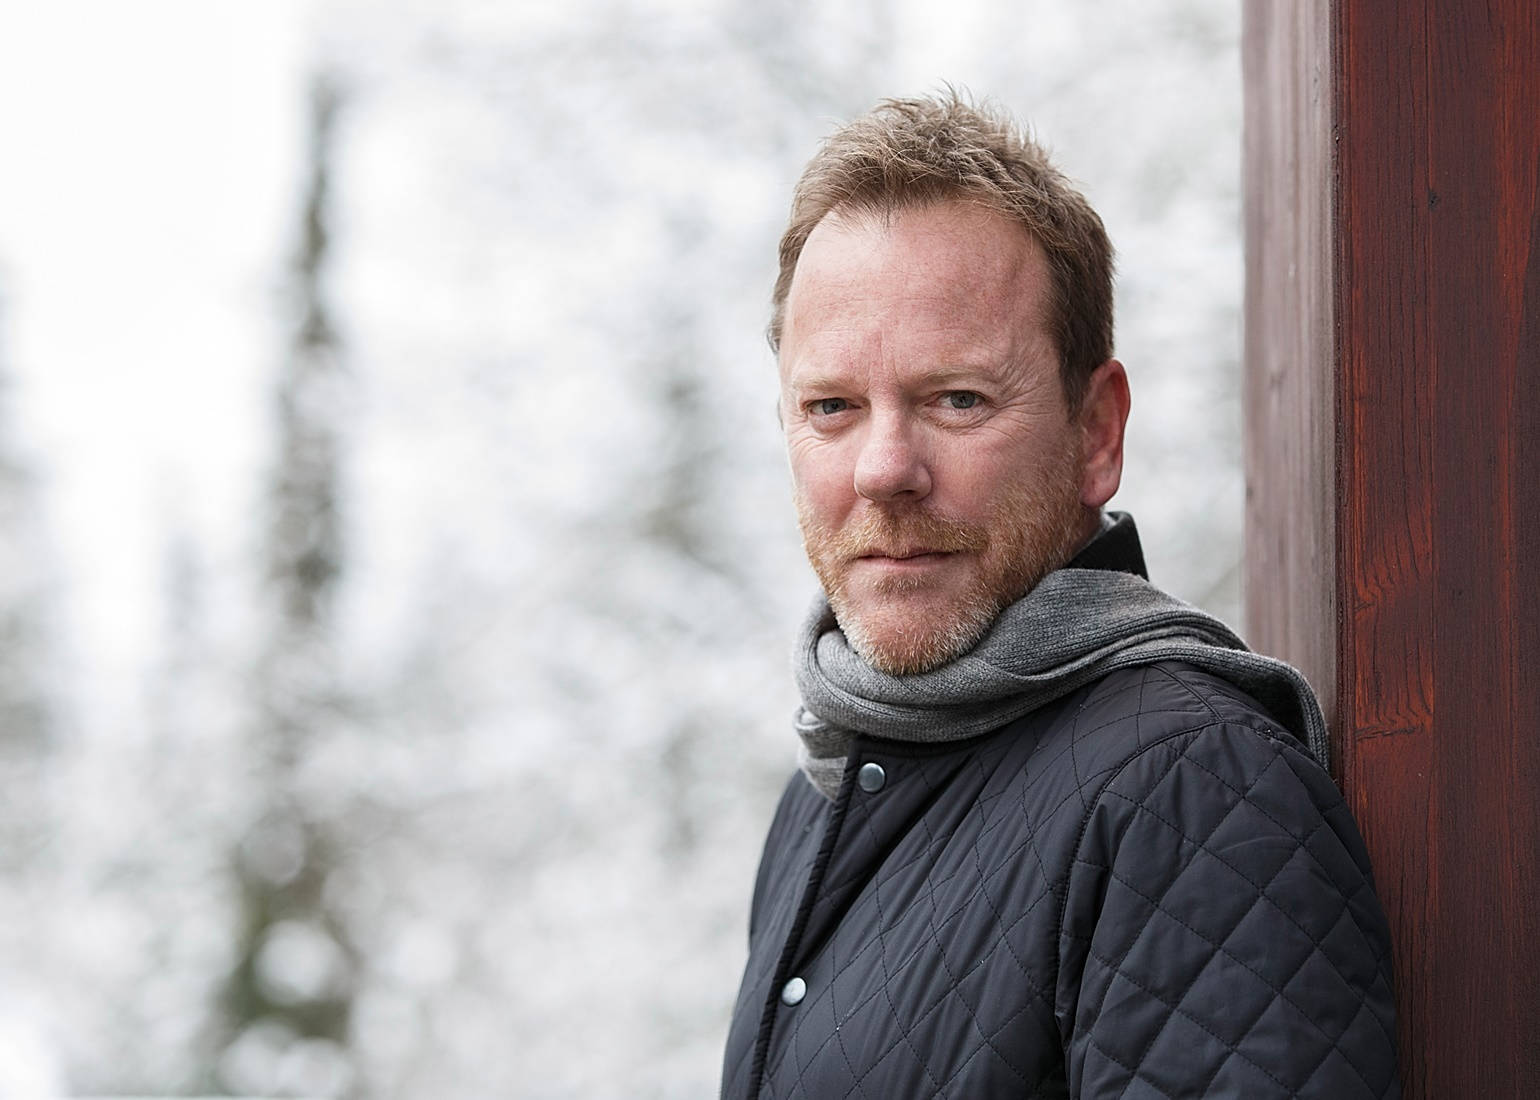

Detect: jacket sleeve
[1056, 723, 1399, 1099]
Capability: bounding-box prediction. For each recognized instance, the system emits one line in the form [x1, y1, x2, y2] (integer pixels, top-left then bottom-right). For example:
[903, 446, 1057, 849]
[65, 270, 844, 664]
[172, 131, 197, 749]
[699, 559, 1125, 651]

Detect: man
[721, 94, 1398, 1099]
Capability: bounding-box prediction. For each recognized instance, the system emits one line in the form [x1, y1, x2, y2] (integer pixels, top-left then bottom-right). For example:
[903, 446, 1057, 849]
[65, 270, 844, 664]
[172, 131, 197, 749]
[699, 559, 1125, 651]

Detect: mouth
[855, 548, 955, 563]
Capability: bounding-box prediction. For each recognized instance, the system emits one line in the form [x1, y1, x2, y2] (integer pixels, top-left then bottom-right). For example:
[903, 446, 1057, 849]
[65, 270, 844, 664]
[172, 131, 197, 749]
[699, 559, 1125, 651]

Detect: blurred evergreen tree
[218, 75, 359, 1098]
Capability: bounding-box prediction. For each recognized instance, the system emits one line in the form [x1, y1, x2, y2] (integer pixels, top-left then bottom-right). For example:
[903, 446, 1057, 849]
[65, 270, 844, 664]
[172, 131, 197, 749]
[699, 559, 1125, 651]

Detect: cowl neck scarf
[793, 515, 1329, 801]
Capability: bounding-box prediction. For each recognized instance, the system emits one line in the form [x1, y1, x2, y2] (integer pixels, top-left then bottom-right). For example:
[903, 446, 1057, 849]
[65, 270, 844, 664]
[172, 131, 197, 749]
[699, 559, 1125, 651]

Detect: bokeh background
[0, 1, 1243, 1095]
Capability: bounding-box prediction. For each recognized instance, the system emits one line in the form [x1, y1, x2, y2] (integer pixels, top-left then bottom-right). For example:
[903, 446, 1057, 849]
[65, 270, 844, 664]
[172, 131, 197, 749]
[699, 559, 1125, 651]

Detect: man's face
[778, 201, 1097, 675]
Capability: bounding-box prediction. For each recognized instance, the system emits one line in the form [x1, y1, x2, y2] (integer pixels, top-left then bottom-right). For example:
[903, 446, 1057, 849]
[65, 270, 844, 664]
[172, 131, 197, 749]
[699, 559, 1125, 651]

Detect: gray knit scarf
[793, 562, 1329, 801]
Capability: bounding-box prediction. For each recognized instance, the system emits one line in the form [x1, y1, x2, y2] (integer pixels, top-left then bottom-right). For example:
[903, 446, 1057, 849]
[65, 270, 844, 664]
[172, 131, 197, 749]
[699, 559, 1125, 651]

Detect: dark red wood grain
[1246, 3, 1540, 1095]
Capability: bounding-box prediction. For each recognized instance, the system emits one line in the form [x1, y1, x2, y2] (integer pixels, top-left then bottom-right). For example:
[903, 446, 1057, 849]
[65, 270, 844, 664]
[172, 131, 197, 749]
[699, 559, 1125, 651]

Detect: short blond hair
[770, 91, 1114, 410]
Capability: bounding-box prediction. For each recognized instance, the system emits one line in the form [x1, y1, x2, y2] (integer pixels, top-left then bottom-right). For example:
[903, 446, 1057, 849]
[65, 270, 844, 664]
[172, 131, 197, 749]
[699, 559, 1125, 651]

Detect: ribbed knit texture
[793, 563, 1329, 800]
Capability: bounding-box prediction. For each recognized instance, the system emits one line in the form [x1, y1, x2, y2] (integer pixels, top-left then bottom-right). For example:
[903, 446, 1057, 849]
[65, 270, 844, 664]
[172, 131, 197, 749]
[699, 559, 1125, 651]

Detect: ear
[1076, 359, 1130, 509]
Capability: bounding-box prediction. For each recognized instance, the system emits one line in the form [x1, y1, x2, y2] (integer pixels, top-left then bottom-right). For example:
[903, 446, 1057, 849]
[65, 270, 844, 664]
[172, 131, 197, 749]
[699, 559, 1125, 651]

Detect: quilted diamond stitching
[821, 784, 1061, 981]
[1177, 735, 1357, 886]
[1088, 752, 1296, 1090]
[869, 826, 946, 1096]
[1091, 943, 1297, 1097]
[824, 915, 873, 1100]
[771, 842, 1060, 1085]
[1029, 669, 1219, 795]
[824, 932, 1046, 1097]
[1082, 1030, 1177, 1100]
[856, 862, 1034, 1090]
[1096, 737, 1397, 1056]
[918, 818, 1043, 1097]
[917, 787, 1041, 1092]
[775, 807, 1063, 1092]
[780, 850, 1055, 1089]
[1072, 729, 1391, 1097]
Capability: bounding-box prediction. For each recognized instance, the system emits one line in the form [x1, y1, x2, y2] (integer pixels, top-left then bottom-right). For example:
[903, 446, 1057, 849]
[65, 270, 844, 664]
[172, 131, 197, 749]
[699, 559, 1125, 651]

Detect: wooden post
[1243, 3, 1540, 1096]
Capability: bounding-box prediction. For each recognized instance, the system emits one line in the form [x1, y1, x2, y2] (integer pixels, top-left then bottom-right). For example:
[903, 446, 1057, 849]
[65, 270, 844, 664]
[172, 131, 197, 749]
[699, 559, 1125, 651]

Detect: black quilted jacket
[722, 599, 1399, 1098]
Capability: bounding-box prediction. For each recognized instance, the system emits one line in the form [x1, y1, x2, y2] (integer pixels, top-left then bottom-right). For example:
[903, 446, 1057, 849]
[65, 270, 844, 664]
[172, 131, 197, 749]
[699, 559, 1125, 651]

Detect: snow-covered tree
[219, 75, 360, 1099]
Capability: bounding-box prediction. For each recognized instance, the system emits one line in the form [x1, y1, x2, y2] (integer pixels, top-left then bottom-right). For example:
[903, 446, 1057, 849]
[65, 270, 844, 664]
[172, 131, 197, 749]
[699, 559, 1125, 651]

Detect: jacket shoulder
[1014, 660, 1298, 823]
[1066, 659, 1295, 755]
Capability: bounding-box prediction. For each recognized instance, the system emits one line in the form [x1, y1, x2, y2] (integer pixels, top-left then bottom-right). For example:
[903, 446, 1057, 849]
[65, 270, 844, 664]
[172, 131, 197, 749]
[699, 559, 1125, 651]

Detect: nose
[853, 412, 931, 503]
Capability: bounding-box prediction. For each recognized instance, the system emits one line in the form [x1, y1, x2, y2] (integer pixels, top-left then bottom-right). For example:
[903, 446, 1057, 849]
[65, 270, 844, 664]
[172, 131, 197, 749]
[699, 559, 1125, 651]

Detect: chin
[835, 594, 999, 676]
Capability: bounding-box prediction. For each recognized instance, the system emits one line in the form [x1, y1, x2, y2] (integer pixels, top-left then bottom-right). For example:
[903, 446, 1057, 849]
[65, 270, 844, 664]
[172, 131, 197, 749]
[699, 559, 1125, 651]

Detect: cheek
[788, 440, 857, 516]
[945, 438, 1059, 514]
[936, 438, 1013, 498]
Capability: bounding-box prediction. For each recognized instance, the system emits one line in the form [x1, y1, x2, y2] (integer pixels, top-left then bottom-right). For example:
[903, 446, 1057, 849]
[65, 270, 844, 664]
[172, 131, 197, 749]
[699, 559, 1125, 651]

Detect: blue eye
[811, 398, 850, 416]
[943, 392, 981, 409]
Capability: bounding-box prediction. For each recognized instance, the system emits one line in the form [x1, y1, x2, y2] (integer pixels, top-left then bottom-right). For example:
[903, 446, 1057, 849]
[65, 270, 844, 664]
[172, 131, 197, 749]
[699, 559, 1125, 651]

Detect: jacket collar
[1065, 510, 1148, 579]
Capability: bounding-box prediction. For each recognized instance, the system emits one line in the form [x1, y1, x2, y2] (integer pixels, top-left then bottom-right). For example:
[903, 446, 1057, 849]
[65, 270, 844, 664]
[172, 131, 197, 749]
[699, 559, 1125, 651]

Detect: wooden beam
[1241, 0, 1336, 730]
[1245, 2, 1540, 1095]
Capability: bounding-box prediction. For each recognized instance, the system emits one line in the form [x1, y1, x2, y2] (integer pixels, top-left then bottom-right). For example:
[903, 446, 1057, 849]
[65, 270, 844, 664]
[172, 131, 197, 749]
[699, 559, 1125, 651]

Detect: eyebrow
[785, 363, 999, 392]
[912, 364, 998, 386]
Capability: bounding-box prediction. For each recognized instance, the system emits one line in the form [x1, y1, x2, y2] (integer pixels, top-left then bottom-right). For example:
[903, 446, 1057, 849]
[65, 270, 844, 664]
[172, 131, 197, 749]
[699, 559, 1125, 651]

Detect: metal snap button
[858, 761, 887, 793]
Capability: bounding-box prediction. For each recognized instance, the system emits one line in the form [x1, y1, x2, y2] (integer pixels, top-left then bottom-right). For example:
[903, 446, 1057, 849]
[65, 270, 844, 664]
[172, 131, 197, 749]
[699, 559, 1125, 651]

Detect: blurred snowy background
[0, 0, 1242, 1095]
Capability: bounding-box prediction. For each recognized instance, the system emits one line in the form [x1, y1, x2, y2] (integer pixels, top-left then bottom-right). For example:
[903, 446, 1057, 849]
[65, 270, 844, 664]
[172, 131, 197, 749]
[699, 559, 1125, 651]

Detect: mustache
[815, 508, 990, 559]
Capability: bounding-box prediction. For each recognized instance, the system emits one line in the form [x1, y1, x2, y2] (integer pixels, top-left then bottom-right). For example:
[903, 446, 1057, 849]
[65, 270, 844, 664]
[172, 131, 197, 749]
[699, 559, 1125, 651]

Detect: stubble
[797, 448, 1088, 676]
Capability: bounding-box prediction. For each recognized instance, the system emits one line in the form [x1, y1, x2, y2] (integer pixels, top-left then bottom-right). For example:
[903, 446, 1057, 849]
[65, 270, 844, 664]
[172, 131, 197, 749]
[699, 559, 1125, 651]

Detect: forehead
[780, 201, 1053, 367]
